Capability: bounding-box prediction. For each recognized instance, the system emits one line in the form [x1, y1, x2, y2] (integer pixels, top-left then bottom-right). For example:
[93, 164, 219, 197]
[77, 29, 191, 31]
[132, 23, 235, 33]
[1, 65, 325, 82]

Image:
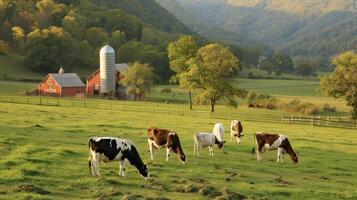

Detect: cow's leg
[166, 148, 170, 162]
[148, 139, 154, 160]
[119, 160, 126, 177]
[90, 160, 96, 176]
[93, 154, 101, 176]
[193, 141, 197, 157]
[277, 148, 284, 163]
[230, 131, 234, 143]
[209, 146, 214, 157]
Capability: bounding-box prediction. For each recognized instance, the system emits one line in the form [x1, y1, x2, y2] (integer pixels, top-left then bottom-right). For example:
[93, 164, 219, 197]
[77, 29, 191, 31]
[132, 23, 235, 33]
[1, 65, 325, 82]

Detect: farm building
[37, 68, 86, 97]
[86, 45, 129, 98]
[86, 63, 128, 96]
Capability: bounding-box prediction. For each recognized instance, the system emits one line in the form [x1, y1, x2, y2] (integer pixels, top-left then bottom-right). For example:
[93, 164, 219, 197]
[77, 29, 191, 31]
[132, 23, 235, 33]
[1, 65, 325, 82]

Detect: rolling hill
[156, 0, 357, 58]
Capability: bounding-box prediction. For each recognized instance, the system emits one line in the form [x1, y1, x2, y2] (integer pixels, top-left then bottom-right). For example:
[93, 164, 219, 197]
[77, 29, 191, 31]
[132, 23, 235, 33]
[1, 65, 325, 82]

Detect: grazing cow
[253, 132, 299, 164]
[212, 123, 225, 147]
[230, 120, 243, 144]
[147, 127, 186, 164]
[88, 137, 149, 178]
[193, 132, 224, 157]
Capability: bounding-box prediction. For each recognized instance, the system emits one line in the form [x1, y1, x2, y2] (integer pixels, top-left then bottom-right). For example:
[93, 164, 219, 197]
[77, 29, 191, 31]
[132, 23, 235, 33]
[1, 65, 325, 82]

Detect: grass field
[0, 101, 356, 200]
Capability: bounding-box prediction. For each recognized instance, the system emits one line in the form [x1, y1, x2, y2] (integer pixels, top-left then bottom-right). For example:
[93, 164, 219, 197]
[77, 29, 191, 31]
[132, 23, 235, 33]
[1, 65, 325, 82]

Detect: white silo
[99, 45, 116, 94]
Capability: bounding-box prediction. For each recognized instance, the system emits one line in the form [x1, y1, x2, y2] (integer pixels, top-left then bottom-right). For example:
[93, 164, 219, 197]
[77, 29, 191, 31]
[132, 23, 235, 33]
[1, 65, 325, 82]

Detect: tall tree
[11, 26, 25, 53]
[120, 62, 154, 100]
[167, 35, 198, 110]
[188, 43, 240, 112]
[320, 51, 357, 119]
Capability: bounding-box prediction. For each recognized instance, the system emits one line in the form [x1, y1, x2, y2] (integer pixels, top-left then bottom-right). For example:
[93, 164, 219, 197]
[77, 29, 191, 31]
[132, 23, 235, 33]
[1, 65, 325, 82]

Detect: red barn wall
[37, 76, 61, 96]
[86, 70, 100, 95]
[61, 87, 86, 96]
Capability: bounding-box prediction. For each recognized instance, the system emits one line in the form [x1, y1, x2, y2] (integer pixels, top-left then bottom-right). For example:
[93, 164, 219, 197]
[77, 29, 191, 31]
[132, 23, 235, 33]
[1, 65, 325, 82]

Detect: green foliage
[167, 35, 198, 86]
[25, 26, 92, 72]
[189, 43, 240, 112]
[120, 62, 155, 100]
[280, 99, 320, 115]
[320, 51, 357, 119]
[0, 40, 8, 54]
[0, 0, 192, 79]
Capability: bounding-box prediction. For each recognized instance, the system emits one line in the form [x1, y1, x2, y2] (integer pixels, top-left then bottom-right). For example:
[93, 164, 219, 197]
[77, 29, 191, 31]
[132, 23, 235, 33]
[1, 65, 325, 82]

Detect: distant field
[0, 101, 356, 199]
[236, 79, 320, 97]
[0, 79, 350, 114]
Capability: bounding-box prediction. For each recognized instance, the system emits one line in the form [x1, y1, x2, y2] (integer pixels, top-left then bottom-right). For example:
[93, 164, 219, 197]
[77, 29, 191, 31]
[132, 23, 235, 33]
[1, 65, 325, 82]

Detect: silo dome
[99, 45, 116, 94]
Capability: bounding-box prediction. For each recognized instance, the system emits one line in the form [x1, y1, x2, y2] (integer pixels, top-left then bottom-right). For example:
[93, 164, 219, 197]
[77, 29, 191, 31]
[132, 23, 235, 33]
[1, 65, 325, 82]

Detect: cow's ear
[223, 141, 226, 143]
[148, 127, 152, 132]
[153, 128, 158, 134]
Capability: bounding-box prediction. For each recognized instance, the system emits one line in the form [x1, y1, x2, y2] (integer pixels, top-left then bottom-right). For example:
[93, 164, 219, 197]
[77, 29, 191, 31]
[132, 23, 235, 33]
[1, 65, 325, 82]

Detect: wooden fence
[0, 95, 356, 129]
[282, 115, 357, 129]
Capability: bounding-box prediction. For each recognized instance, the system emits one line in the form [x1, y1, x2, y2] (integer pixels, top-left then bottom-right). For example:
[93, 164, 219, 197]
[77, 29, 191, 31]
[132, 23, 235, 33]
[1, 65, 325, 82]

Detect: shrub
[323, 103, 336, 112]
[0, 40, 8, 54]
[160, 88, 172, 94]
[280, 99, 320, 115]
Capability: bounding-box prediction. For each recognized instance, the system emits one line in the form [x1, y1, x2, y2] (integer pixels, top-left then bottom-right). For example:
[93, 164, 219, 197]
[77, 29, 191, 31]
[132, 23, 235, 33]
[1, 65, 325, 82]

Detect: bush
[280, 99, 320, 115]
[323, 103, 336, 112]
[246, 91, 278, 109]
[0, 40, 8, 54]
[160, 88, 172, 94]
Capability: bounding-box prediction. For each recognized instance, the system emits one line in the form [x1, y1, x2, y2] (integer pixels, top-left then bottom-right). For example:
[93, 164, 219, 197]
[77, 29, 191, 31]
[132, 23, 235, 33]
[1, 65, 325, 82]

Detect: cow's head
[138, 164, 149, 179]
[179, 153, 186, 164]
[148, 127, 158, 135]
[291, 152, 299, 164]
[215, 137, 226, 149]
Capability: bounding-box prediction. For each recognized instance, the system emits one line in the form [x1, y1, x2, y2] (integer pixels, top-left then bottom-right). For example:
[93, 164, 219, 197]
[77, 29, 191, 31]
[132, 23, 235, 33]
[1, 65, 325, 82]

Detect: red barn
[37, 73, 86, 97]
[86, 63, 128, 96]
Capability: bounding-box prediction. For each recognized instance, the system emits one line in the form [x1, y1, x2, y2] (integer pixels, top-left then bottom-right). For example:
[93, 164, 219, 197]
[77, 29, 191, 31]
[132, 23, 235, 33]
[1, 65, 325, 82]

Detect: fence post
[281, 116, 284, 123]
[311, 116, 314, 126]
[289, 116, 292, 124]
[318, 116, 321, 125]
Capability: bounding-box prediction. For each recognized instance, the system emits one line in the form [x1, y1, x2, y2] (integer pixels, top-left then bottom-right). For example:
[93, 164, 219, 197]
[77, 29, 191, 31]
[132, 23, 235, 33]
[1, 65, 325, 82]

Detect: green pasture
[0, 101, 356, 200]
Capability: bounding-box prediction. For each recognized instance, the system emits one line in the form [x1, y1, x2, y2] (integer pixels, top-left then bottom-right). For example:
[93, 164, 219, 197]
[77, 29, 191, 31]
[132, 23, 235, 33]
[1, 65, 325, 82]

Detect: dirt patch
[214, 188, 245, 200]
[31, 124, 44, 128]
[272, 177, 293, 187]
[10, 183, 50, 194]
[198, 186, 221, 197]
[121, 194, 144, 200]
[145, 179, 166, 191]
[171, 178, 187, 184]
[319, 176, 330, 180]
[175, 184, 200, 193]
[189, 177, 207, 183]
[145, 197, 170, 200]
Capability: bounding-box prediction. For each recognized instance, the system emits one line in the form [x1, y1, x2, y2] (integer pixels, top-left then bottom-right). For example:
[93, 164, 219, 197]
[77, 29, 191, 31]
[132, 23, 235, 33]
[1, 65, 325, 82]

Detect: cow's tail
[88, 138, 93, 175]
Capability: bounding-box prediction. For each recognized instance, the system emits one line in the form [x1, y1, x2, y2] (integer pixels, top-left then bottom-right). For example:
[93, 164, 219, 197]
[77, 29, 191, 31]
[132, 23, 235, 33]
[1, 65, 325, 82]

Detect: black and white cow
[253, 132, 299, 164]
[230, 120, 243, 144]
[193, 132, 224, 157]
[88, 137, 149, 178]
[212, 123, 225, 146]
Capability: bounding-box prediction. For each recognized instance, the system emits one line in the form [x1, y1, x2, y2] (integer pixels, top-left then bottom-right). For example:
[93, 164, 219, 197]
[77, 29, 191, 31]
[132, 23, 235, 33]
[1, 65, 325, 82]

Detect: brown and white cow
[88, 137, 149, 178]
[147, 127, 186, 164]
[253, 132, 299, 164]
[230, 120, 243, 144]
[193, 132, 225, 158]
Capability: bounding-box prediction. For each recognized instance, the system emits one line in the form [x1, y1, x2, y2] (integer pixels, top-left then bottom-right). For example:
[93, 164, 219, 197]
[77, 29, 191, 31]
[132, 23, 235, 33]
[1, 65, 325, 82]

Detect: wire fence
[0, 95, 356, 129]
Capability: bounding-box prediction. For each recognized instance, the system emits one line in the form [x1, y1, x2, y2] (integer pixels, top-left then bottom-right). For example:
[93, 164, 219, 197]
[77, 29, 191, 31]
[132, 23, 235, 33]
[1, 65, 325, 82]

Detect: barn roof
[87, 63, 129, 81]
[115, 63, 129, 73]
[49, 73, 85, 87]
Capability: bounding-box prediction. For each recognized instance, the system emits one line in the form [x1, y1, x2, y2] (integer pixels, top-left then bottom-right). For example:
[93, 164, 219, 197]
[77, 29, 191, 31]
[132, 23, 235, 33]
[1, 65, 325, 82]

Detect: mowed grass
[0, 102, 356, 199]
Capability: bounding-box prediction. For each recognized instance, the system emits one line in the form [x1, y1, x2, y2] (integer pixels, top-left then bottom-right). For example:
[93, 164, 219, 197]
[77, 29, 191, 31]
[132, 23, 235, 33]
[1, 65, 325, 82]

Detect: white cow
[212, 122, 225, 143]
[193, 132, 224, 157]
